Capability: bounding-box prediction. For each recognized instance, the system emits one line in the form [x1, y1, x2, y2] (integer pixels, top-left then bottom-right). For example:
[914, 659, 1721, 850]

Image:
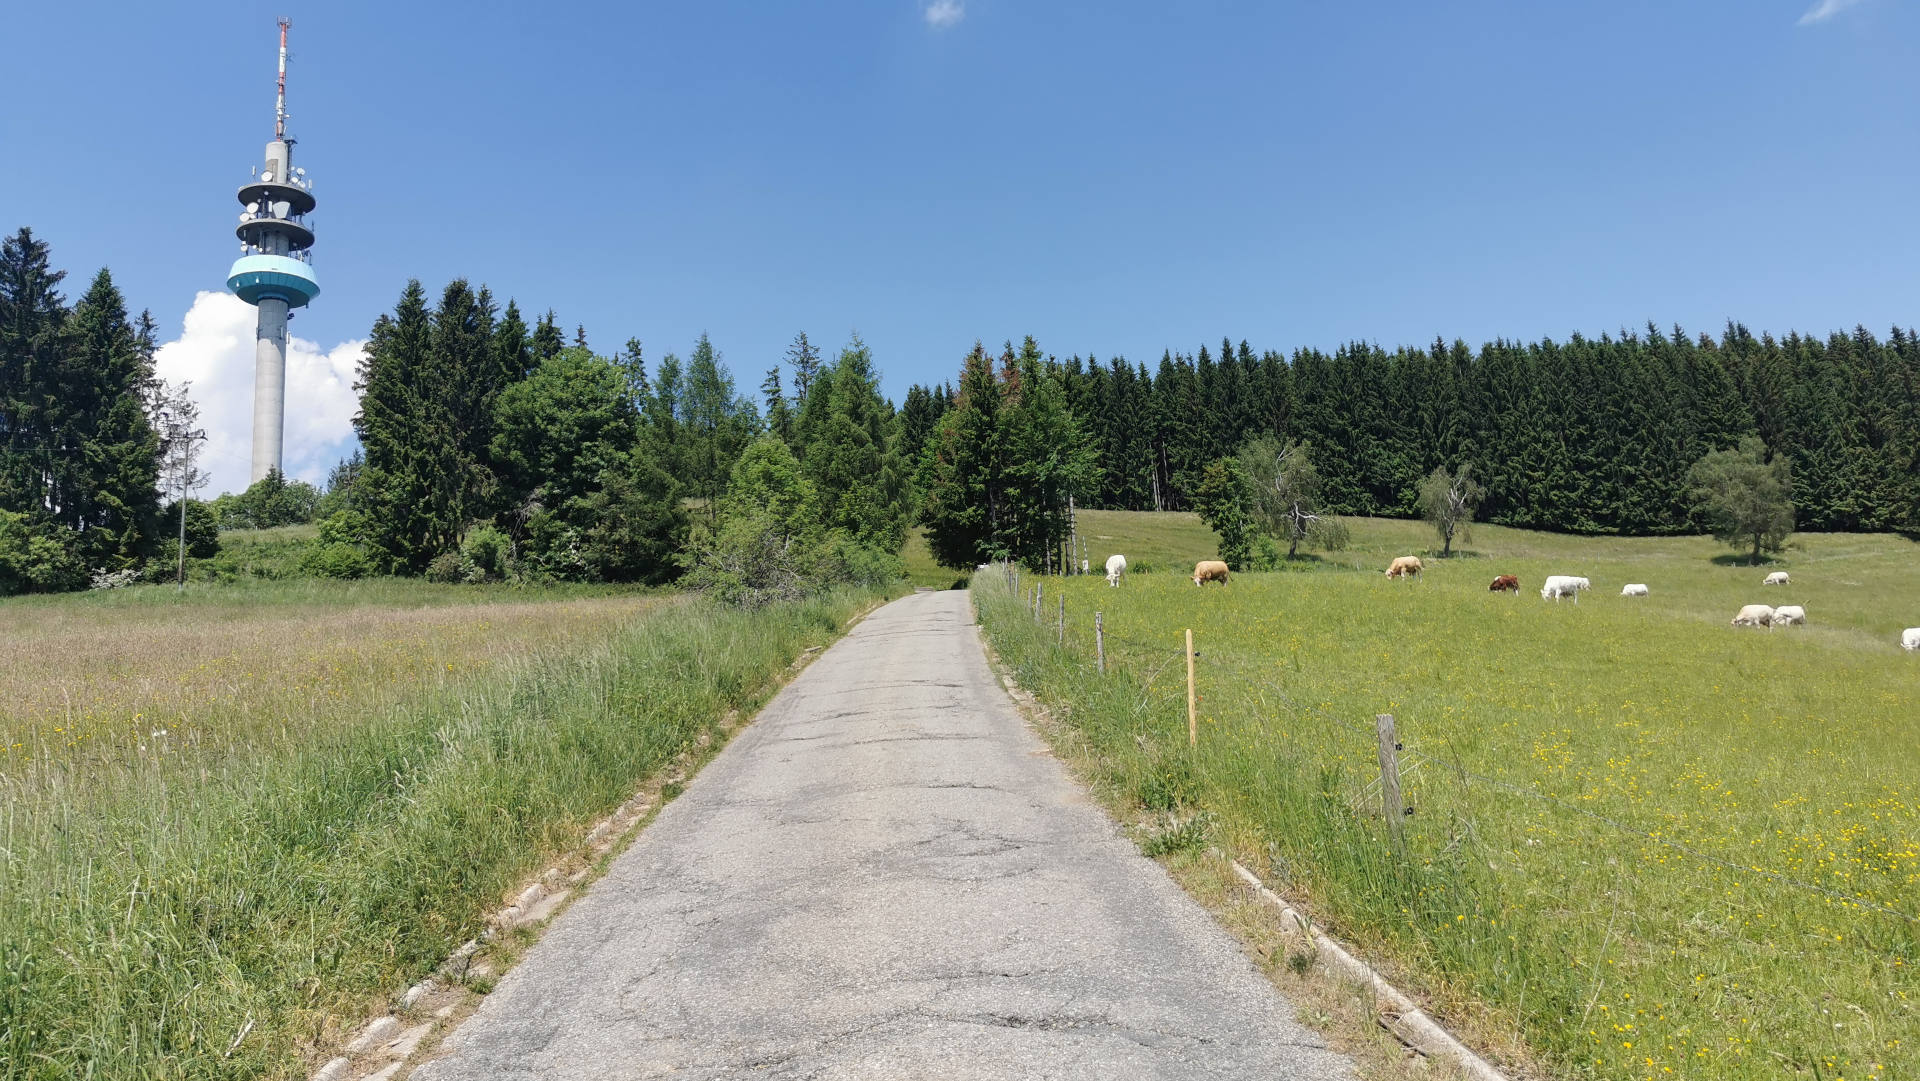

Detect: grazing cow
[1489, 574, 1520, 593]
[1104, 553, 1127, 587]
[1903, 628, 1920, 651]
[1540, 574, 1589, 603]
[1192, 560, 1230, 586]
[1771, 605, 1806, 627]
[1731, 604, 1774, 628]
[1385, 556, 1423, 579]
[1763, 571, 1790, 586]
[1621, 583, 1649, 597]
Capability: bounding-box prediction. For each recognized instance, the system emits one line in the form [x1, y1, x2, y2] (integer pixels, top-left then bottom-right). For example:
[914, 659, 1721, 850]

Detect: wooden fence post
[1057, 593, 1065, 645]
[1186, 629, 1198, 748]
[1095, 612, 1105, 674]
[1376, 713, 1406, 851]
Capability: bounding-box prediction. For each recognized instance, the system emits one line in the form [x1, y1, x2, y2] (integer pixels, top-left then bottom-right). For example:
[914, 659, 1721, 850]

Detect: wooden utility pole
[1376, 713, 1406, 852]
[1186, 629, 1197, 748]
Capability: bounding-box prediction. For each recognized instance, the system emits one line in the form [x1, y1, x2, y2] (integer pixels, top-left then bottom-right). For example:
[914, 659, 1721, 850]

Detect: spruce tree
[786, 331, 822, 404]
[0, 228, 67, 518]
[762, 366, 794, 446]
[919, 344, 1004, 568]
[353, 281, 442, 571]
[531, 309, 564, 361]
[997, 356, 1095, 571]
[54, 269, 161, 568]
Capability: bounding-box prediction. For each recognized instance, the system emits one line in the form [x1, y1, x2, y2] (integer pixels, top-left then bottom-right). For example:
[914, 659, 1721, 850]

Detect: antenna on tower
[275, 17, 291, 141]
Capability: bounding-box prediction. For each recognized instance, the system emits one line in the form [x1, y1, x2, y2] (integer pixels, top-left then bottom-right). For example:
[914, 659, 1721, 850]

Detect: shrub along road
[415, 590, 1354, 1080]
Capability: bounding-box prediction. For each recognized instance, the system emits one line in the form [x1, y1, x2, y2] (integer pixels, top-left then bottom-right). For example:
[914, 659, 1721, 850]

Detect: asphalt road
[415, 590, 1355, 1080]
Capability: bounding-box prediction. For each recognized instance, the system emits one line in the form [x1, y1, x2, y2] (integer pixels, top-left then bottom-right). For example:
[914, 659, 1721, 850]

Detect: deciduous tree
[1687, 436, 1794, 564]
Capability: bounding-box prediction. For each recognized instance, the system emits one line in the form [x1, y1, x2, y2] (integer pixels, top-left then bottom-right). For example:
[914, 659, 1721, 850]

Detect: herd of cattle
[1089, 551, 1919, 651]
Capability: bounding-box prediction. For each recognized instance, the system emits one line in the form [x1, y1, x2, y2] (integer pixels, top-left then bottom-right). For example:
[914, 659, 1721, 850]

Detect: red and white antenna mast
[275, 17, 291, 140]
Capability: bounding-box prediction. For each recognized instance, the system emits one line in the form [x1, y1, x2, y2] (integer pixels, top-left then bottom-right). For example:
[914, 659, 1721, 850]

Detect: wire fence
[986, 563, 1918, 925]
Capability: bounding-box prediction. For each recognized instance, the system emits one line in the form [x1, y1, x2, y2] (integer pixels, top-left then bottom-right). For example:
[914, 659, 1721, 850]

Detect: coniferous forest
[902, 328, 1920, 541]
[5, 223, 1919, 594]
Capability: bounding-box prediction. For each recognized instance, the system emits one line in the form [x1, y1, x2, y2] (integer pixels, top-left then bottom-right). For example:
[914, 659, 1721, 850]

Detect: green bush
[0, 509, 85, 596]
[460, 525, 512, 583]
[805, 533, 904, 589]
[423, 551, 465, 584]
[210, 470, 323, 530]
[300, 542, 373, 580]
[157, 500, 222, 559]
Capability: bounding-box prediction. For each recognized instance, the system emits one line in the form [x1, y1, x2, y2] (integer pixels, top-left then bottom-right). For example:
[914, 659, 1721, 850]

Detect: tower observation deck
[227, 17, 320, 484]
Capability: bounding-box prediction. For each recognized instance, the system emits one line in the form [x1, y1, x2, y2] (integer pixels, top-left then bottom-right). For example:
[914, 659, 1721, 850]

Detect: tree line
[6, 220, 1917, 594]
[337, 281, 910, 598]
[903, 323, 1920, 568]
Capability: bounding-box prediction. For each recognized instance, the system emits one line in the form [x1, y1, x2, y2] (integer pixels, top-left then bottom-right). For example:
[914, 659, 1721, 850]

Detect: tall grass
[1, 583, 888, 1080]
[977, 522, 1918, 1081]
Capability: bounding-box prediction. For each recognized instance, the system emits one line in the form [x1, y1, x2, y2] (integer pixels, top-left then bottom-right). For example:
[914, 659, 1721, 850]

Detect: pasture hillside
[978, 515, 1918, 1081]
[0, 578, 893, 1080]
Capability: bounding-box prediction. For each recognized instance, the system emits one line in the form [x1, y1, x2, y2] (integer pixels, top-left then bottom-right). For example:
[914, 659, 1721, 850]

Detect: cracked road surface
[416, 590, 1355, 1080]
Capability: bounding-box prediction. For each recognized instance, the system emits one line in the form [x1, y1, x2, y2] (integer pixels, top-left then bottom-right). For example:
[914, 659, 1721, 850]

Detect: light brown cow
[1192, 560, 1230, 586]
[1385, 556, 1423, 579]
[1489, 574, 1520, 592]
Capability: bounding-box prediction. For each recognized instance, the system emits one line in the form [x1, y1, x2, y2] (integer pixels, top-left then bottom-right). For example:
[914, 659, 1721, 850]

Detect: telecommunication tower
[227, 17, 320, 483]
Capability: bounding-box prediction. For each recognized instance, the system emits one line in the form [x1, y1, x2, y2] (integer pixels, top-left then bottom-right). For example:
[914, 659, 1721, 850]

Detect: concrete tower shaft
[227, 18, 319, 484]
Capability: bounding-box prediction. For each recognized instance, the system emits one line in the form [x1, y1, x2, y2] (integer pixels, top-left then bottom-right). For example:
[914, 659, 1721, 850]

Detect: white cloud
[1799, 0, 1868, 24]
[154, 291, 365, 498]
[924, 0, 965, 29]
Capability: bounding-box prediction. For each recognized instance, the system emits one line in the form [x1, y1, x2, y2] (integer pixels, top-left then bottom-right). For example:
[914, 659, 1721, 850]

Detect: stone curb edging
[1228, 860, 1510, 1081]
[308, 595, 896, 1081]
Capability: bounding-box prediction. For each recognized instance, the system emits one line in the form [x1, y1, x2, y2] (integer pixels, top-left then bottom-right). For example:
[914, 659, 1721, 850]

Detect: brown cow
[1385, 556, 1423, 579]
[1192, 560, 1230, 586]
[1489, 574, 1520, 592]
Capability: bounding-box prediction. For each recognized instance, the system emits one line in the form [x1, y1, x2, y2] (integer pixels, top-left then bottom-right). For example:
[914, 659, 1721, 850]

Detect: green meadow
[0, 573, 893, 1080]
[979, 513, 1919, 1081]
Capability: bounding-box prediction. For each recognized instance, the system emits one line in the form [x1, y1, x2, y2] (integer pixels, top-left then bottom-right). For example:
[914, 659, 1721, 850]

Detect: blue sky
[3, 1, 1914, 494]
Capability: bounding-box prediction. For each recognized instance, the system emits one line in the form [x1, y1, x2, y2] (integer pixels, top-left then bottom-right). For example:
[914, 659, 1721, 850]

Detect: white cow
[1903, 628, 1920, 651]
[1731, 604, 1774, 628]
[1763, 571, 1790, 586]
[1771, 605, 1806, 627]
[1104, 553, 1127, 587]
[1621, 583, 1649, 597]
[1541, 575, 1590, 603]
